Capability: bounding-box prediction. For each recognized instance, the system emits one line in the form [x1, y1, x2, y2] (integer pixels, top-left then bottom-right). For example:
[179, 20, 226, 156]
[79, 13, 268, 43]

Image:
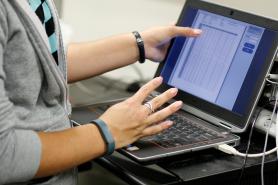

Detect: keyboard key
[146, 114, 225, 148]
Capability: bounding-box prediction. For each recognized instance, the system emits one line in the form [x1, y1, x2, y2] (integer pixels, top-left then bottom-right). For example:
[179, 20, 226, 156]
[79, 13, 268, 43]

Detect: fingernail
[166, 121, 173, 127]
[155, 76, 163, 84]
[170, 88, 178, 94]
[175, 101, 183, 107]
[193, 29, 202, 34]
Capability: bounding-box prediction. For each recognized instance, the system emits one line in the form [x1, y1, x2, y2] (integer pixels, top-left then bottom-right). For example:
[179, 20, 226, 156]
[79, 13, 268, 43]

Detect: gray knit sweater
[0, 0, 76, 184]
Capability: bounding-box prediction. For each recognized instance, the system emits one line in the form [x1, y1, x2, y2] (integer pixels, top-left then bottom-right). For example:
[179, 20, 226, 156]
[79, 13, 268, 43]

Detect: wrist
[84, 124, 107, 156]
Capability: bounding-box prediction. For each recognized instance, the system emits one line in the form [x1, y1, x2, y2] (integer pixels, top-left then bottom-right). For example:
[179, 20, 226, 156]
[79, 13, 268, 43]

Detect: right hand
[99, 77, 183, 149]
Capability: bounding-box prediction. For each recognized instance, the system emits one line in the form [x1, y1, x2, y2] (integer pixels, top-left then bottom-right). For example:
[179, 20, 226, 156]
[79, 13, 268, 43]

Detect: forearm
[35, 124, 105, 178]
[67, 33, 138, 83]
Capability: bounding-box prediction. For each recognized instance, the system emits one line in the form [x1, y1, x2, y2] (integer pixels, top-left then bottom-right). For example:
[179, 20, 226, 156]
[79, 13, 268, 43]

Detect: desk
[72, 105, 278, 185]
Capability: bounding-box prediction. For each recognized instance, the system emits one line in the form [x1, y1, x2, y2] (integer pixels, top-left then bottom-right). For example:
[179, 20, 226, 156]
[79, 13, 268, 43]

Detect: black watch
[132, 31, 145, 63]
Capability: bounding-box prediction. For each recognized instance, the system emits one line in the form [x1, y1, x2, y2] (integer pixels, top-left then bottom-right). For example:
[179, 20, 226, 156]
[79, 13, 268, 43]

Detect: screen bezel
[154, 0, 278, 131]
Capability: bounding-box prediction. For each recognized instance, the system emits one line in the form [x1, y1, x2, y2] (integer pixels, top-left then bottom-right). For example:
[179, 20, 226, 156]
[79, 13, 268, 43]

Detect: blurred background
[54, 0, 278, 107]
[53, 0, 278, 184]
[57, 0, 187, 107]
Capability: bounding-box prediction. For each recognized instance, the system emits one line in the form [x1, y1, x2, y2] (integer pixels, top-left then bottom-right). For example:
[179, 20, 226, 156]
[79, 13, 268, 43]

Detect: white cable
[265, 80, 278, 157]
[276, 98, 278, 157]
[266, 78, 278, 85]
[216, 144, 278, 158]
[216, 88, 278, 159]
[217, 97, 277, 185]
[266, 74, 278, 85]
[261, 83, 278, 185]
[217, 95, 278, 185]
[260, 76, 278, 185]
[267, 74, 278, 80]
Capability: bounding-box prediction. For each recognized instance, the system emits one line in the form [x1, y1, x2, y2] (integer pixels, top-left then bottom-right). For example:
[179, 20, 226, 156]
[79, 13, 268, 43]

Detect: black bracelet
[132, 31, 145, 63]
[90, 119, 115, 156]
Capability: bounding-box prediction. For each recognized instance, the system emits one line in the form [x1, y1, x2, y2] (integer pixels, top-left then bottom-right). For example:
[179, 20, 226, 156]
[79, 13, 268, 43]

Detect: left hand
[141, 26, 202, 62]
[99, 77, 182, 149]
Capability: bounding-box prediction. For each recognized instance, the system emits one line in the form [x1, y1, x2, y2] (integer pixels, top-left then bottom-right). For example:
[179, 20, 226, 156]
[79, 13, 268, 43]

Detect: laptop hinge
[218, 121, 233, 132]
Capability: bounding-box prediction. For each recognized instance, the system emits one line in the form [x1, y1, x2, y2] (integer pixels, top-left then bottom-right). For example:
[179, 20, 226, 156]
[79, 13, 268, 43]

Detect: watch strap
[91, 119, 115, 155]
[132, 31, 145, 63]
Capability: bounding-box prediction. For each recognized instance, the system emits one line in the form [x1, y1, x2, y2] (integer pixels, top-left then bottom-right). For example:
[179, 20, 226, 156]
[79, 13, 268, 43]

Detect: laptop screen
[157, 3, 278, 130]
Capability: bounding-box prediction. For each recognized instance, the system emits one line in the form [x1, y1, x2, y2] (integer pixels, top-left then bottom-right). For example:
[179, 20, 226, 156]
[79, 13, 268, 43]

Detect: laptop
[117, 0, 278, 163]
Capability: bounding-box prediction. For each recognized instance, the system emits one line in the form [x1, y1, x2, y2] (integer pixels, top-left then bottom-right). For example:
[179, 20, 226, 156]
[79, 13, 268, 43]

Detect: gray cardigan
[0, 0, 76, 184]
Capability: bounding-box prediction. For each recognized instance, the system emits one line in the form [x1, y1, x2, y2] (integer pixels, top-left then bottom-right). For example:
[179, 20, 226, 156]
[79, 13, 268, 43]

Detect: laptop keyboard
[145, 114, 225, 148]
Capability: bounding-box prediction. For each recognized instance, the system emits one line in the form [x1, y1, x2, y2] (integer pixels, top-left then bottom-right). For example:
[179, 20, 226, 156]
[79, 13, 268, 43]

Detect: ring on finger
[144, 101, 155, 115]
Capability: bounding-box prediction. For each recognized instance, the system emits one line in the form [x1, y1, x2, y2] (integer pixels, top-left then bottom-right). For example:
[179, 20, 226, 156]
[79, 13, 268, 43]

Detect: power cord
[237, 103, 270, 184]
[216, 144, 278, 158]
[218, 74, 278, 185]
[262, 75, 278, 185]
[261, 89, 278, 185]
[217, 97, 277, 185]
[238, 100, 278, 185]
[266, 74, 278, 85]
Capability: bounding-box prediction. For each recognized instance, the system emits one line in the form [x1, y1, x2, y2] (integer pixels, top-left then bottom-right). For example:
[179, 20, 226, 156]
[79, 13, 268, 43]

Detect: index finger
[169, 26, 202, 38]
[131, 77, 163, 103]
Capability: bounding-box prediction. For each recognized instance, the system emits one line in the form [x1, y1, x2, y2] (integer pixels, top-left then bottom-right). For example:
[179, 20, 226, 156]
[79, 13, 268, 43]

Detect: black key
[147, 114, 226, 148]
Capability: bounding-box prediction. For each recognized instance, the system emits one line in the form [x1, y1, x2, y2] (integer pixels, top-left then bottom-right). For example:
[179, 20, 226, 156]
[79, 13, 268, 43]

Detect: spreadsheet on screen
[168, 10, 264, 111]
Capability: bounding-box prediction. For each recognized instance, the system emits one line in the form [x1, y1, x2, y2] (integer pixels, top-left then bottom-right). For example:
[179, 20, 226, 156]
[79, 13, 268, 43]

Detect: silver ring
[144, 101, 155, 115]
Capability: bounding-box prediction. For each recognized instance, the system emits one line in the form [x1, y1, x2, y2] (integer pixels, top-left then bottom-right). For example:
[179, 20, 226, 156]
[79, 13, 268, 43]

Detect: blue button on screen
[242, 47, 253, 54]
[244, 43, 255, 49]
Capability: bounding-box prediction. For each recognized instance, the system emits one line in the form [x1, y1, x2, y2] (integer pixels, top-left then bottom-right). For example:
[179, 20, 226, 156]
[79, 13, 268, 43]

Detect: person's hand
[141, 26, 202, 62]
[99, 77, 182, 149]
